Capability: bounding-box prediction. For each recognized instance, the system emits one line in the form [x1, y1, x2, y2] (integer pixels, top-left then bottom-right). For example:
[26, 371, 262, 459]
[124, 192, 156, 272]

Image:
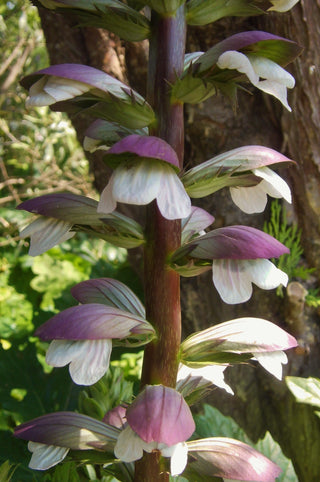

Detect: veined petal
[212, 259, 288, 304]
[127, 385, 195, 446]
[212, 259, 254, 304]
[253, 166, 292, 203]
[187, 437, 281, 481]
[254, 351, 288, 380]
[248, 259, 288, 290]
[111, 160, 162, 206]
[114, 425, 144, 462]
[256, 80, 292, 111]
[249, 56, 295, 111]
[20, 217, 75, 256]
[230, 184, 269, 214]
[217, 51, 259, 85]
[249, 56, 295, 88]
[157, 165, 192, 220]
[28, 442, 69, 470]
[43, 76, 91, 102]
[268, 0, 299, 12]
[46, 339, 112, 385]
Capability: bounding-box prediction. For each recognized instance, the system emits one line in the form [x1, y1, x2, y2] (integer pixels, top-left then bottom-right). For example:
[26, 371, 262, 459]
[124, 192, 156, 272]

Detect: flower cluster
[14, 2, 302, 480]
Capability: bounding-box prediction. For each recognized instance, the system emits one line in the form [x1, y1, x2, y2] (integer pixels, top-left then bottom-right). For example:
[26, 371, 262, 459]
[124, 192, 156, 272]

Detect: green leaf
[186, 0, 263, 26]
[286, 376, 320, 408]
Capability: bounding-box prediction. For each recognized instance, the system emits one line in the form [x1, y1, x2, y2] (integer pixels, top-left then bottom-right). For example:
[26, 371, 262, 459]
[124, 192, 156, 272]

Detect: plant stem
[134, 6, 186, 481]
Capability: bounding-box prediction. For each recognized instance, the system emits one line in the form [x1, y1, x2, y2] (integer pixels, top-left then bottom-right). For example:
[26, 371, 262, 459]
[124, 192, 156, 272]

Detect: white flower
[217, 51, 295, 111]
[230, 166, 292, 214]
[114, 425, 188, 476]
[20, 217, 75, 256]
[46, 339, 113, 386]
[211, 258, 288, 304]
[98, 158, 191, 220]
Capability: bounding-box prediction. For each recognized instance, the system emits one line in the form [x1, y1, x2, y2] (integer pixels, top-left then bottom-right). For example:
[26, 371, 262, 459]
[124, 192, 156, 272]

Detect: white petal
[230, 185, 268, 213]
[212, 259, 254, 304]
[157, 165, 192, 220]
[249, 56, 295, 111]
[46, 339, 112, 386]
[161, 442, 188, 476]
[256, 80, 292, 111]
[253, 167, 292, 203]
[177, 363, 234, 395]
[247, 259, 288, 290]
[97, 177, 117, 214]
[114, 425, 144, 462]
[28, 442, 69, 470]
[111, 160, 162, 206]
[44, 76, 91, 102]
[26, 77, 56, 107]
[217, 51, 259, 85]
[254, 351, 288, 380]
[250, 56, 295, 88]
[20, 217, 75, 256]
[268, 0, 299, 12]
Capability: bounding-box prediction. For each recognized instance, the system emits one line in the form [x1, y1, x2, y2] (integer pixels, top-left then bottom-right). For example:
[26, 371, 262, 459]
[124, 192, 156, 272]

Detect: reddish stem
[134, 6, 186, 482]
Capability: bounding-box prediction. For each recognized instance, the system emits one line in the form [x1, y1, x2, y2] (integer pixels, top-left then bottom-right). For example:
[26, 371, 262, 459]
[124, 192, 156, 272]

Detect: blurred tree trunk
[37, 3, 320, 480]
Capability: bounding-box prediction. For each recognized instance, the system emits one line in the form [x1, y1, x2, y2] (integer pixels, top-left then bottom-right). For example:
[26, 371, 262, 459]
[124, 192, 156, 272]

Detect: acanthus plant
[14, 0, 302, 481]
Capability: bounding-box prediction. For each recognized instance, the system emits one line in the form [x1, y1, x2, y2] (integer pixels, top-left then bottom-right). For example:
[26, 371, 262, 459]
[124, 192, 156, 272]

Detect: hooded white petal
[212, 259, 254, 304]
[230, 167, 291, 213]
[110, 160, 162, 206]
[161, 442, 188, 476]
[28, 442, 69, 470]
[46, 339, 113, 385]
[253, 166, 292, 203]
[43, 76, 91, 102]
[20, 217, 75, 256]
[217, 51, 259, 85]
[26, 77, 56, 107]
[157, 164, 192, 220]
[248, 259, 288, 290]
[248, 56, 295, 111]
[177, 363, 234, 395]
[114, 425, 145, 462]
[230, 184, 268, 213]
[268, 0, 299, 11]
[254, 350, 288, 380]
[212, 259, 288, 304]
[217, 51, 295, 111]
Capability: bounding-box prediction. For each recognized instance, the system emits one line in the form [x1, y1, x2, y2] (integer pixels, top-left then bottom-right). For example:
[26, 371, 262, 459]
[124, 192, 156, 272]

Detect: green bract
[186, 0, 263, 26]
[38, 0, 150, 42]
[143, 0, 186, 15]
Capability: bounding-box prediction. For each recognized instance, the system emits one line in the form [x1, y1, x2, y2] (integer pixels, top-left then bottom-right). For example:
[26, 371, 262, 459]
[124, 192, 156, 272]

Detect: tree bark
[37, 5, 320, 480]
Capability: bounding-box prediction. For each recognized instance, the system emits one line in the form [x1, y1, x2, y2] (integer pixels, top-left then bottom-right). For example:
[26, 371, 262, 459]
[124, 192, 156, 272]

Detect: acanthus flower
[35, 303, 155, 385]
[182, 145, 292, 213]
[114, 385, 195, 476]
[98, 135, 191, 220]
[14, 412, 119, 470]
[172, 225, 289, 304]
